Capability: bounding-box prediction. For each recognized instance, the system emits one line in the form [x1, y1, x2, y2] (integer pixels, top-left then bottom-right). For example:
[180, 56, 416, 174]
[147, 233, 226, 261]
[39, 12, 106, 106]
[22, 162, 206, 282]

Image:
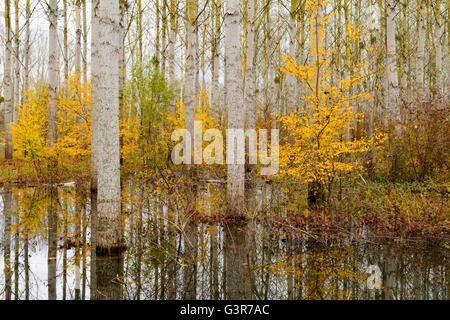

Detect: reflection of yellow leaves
[206, 224, 218, 236]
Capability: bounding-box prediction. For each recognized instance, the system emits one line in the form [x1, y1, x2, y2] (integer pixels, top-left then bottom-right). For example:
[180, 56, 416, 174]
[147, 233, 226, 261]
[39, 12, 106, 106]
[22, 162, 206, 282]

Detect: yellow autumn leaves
[11, 73, 91, 164]
[278, 0, 385, 185]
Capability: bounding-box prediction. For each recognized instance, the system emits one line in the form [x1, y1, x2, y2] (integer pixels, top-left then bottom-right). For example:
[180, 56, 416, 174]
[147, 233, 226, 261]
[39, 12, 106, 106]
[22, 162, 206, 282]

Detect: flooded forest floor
[0, 175, 448, 300]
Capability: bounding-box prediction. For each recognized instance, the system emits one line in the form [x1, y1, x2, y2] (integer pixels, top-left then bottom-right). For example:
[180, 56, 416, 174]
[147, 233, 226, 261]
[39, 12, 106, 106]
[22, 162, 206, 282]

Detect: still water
[0, 182, 448, 300]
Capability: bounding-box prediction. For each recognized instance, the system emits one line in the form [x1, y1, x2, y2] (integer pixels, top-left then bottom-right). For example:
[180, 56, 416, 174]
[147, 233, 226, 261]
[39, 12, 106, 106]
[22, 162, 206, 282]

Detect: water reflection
[0, 183, 448, 300]
[224, 224, 252, 299]
[92, 254, 124, 300]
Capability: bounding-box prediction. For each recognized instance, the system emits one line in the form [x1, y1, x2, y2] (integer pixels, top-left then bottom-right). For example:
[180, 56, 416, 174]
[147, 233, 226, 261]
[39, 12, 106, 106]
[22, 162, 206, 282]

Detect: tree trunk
[90, 2, 100, 282]
[211, 0, 222, 116]
[185, 0, 197, 169]
[4, 1, 13, 162]
[91, 0, 123, 253]
[74, 0, 83, 301]
[63, 0, 69, 82]
[48, 0, 58, 146]
[416, 0, 426, 100]
[24, 0, 31, 100]
[434, 0, 442, 95]
[287, 0, 298, 113]
[225, 0, 245, 215]
[168, 0, 177, 82]
[83, 0, 88, 84]
[156, 0, 160, 62]
[244, 0, 256, 130]
[138, 0, 143, 67]
[14, 0, 20, 119]
[75, 0, 82, 75]
[47, 0, 59, 301]
[161, 0, 168, 73]
[119, 0, 126, 164]
[386, 0, 401, 133]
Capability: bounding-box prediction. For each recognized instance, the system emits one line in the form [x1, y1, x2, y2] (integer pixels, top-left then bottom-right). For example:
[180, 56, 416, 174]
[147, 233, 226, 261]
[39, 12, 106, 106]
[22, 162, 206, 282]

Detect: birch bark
[2, 2, 13, 296]
[91, 0, 122, 251]
[244, 0, 256, 130]
[434, 0, 442, 95]
[14, 0, 20, 117]
[386, 0, 401, 131]
[416, 0, 426, 100]
[47, 0, 59, 301]
[211, 0, 221, 115]
[225, 0, 245, 214]
[168, 0, 177, 82]
[4, 0, 13, 160]
[287, 0, 298, 113]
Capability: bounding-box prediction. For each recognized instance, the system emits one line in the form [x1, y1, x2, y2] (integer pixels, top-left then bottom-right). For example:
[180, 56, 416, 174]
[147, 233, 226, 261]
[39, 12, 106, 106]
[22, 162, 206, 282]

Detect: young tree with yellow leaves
[279, 0, 384, 208]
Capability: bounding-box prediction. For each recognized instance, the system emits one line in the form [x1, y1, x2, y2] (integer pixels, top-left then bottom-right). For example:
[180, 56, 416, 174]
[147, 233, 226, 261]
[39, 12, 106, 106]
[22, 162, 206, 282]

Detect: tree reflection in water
[0, 183, 448, 300]
[92, 254, 124, 300]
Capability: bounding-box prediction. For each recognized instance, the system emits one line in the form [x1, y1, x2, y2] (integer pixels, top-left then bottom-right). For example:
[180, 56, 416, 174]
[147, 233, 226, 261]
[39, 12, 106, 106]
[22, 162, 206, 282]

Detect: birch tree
[211, 0, 222, 115]
[75, 0, 82, 74]
[14, 0, 20, 113]
[23, 0, 31, 299]
[91, 0, 123, 253]
[244, 0, 256, 130]
[287, 0, 298, 113]
[386, 0, 400, 132]
[225, 0, 245, 214]
[434, 0, 443, 95]
[168, 0, 177, 82]
[47, 0, 59, 301]
[63, 0, 69, 82]
[185, 0, 197, 166]
[2, 2, 13, 301]
[416, 0, 426, 100]
[4, 1, 13, 160]
[24, 0, 31, 99]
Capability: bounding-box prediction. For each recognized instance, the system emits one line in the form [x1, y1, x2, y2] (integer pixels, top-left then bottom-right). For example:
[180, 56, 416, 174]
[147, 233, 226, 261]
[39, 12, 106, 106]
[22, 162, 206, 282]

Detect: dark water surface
[1, 183, 448, 300]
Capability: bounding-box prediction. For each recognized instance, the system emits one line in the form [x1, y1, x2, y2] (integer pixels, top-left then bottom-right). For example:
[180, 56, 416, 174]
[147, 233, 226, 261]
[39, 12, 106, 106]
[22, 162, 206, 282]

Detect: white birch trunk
[211, 0, 221, 116]
[47, 0, 59, 301]
[386, 0, 401, 132]
[244, 0, 256, 130]
[225, 0, 245, 214]
[14, 0, 20, 116]
[416, 0, 426, 99]
[193, 1, 200, 94]
[185, 0, 197, 164]
[63, 0, 69, 81]
[3, 1, 13, 300]
[168, 0, 177, 82]
[287, 0, 298, 114]
[161, 1, 167, 73]
[3, 0, 13, 160]
[24, 0, 31, 97]
[82, 0, 88, 84]
[91, 0, 122, 250]
[434, 0, 442, 95]
[75, 0, 82, 74]
[48, 0, 58, 146]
